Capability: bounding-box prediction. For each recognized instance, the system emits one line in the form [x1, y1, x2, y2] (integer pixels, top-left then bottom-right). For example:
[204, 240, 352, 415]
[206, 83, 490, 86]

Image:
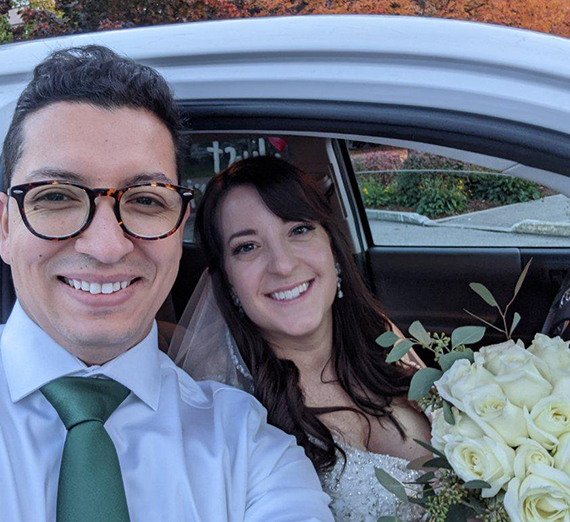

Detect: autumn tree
[1, 0, 570, 44]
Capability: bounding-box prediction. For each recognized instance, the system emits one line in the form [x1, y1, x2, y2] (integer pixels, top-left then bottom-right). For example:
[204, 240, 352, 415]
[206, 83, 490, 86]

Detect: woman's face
[219, 185, 338, 348]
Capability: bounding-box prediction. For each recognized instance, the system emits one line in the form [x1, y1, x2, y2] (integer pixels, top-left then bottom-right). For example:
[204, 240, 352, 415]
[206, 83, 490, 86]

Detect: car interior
[2, 101, 570, 360]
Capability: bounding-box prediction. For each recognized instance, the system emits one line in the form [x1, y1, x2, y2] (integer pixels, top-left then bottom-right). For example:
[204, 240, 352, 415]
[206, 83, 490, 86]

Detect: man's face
[0, 102, 186, 364]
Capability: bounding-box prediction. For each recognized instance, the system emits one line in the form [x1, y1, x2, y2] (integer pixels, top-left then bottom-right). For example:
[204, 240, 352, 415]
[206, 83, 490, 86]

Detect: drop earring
[335, 262, 344, 299]
[231, 291, 244, 315]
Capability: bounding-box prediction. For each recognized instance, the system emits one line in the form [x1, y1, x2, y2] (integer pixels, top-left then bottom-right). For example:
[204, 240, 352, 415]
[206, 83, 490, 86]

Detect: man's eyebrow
[26, 168, 84, 183]
[123, 173, 174, 186]
[25, 170, 175, 186]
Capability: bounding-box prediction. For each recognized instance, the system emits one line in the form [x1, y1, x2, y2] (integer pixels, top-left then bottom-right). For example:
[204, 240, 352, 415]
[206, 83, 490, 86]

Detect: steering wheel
[542, 270, 570, 340]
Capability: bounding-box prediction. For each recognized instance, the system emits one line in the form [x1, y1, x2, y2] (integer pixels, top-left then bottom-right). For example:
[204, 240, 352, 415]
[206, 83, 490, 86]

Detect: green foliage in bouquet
[374, 261, 533, 522]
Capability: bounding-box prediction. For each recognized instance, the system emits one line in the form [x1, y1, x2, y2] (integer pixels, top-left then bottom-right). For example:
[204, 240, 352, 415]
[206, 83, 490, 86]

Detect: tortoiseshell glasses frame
[6, 180, 194, 241]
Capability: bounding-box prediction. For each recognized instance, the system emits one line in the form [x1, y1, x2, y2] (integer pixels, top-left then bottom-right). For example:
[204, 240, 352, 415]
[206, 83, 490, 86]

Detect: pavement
[366, 195, 570, 247]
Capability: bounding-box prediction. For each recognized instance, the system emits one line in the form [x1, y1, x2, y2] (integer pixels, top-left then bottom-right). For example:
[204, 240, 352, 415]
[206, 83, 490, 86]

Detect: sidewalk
[366, 195, 570, 237]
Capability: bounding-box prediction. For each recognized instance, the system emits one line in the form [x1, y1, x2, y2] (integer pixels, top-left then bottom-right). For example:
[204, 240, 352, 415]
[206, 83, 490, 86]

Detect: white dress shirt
[0, 301, 333, 522]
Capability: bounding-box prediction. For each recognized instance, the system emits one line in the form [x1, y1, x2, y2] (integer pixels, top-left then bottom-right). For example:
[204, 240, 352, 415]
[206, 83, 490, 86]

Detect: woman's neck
[266, 319, 334, 379]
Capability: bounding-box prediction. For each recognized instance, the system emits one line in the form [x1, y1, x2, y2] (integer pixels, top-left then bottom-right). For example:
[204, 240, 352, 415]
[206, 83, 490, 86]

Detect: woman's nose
[266, 239, 298, 276]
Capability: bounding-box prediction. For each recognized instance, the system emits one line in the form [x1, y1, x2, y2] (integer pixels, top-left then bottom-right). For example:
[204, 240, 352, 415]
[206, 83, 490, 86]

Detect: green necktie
[41, 377, 131, 522]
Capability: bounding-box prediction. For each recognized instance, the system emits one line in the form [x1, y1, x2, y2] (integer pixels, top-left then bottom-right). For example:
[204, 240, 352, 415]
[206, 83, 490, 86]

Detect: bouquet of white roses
[377, 261, 570, 522]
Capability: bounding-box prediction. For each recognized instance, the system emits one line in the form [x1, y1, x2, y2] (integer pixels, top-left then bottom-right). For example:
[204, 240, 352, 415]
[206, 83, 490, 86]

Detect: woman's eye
[291, 223, 315, 236]
[233, 243, 256, 255]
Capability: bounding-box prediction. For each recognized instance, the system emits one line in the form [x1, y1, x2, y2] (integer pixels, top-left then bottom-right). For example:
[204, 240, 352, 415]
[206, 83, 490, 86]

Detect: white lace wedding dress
[319, 440, 427, 521]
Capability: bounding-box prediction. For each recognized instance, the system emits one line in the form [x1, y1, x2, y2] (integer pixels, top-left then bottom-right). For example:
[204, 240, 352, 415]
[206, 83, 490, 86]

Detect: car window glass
[348, 141, 570, 247]
[181, 134, 335, 241]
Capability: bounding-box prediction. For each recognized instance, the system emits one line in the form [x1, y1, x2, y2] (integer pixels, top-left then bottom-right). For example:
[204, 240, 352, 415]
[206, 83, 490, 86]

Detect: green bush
[359, 178, 395, 208]
[394, 151, 470, 212]
[414, 176, 467, 218]
[0, 14, 13, 44]
[469, 173, 541, 205]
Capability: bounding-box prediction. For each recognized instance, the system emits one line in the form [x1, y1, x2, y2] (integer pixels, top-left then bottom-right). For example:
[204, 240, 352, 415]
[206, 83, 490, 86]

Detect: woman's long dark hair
[195, 156, 414, 473]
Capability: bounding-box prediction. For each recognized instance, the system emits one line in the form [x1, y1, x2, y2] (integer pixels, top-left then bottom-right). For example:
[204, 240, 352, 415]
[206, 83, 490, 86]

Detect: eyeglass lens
[22, 184, 184, 239]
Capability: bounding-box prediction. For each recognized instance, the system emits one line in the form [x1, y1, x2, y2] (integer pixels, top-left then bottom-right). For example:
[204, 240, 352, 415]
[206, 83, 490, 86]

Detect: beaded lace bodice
[319, 441, 426, 522]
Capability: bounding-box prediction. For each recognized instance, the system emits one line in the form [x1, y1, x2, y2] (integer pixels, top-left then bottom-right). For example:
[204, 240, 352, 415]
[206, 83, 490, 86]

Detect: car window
[180, 134, 333, 242]
[348, 141, 570, 247]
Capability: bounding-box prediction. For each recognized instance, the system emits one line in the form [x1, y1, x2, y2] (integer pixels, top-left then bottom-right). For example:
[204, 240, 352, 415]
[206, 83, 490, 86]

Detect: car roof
[1, 15, 570, 141]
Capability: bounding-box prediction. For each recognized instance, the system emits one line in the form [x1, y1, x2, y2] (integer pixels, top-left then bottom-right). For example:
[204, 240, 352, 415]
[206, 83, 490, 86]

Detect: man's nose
[74, 198, 134, 263]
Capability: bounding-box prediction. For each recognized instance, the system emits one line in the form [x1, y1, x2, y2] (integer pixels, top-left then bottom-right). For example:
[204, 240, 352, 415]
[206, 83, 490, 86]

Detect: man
[0, 45, 333, 522]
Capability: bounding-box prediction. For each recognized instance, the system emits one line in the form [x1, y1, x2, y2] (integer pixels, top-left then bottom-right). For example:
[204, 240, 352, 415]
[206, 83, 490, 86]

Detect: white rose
[528, 334, 570, 374]
[505, 463, 570, 522]
[513, 439, 555, 480]
[435, 358, 494, 411]
[526, 396, 570, 451]
[476, 339, 525, 375]
[554, 432, 570, 475]
[492, 345, 552, 410]
[463, 383, 528, 446]
[444, 435, 515, 497]
[552, 372, 570, 398]
[431, 407, 485, 453]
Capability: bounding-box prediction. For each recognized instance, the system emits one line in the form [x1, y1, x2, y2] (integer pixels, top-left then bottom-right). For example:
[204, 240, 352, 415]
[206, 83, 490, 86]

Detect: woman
[170, 156, 431, 521]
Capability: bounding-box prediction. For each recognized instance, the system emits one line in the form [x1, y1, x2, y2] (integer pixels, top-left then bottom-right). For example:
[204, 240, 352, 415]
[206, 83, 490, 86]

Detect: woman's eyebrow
[227, 229, 257, 243]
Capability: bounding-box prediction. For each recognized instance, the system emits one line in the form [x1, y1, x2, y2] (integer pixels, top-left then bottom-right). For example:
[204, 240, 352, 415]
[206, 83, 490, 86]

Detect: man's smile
[60, 276, 140, 295]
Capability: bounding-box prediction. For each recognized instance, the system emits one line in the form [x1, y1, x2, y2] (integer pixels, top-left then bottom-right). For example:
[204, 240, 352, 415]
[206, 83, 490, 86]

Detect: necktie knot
[41, 377, 130, 431]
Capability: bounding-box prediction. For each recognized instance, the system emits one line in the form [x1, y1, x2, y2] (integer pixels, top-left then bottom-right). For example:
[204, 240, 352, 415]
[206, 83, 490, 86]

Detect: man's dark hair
[2, 45, 184, 188]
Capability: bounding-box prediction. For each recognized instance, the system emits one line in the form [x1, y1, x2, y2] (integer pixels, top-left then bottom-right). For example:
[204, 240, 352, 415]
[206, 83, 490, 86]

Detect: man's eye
[233, 243, 256, 255]
[291, 223, 315, 236]
[130, 196, 164, 207]
[31, 190, 79, 204]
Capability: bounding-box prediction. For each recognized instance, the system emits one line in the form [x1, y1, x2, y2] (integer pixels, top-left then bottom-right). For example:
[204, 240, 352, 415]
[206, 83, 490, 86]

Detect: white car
[1, 15, 570, 346]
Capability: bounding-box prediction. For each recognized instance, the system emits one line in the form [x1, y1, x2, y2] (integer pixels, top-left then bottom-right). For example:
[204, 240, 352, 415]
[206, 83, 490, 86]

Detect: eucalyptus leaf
[413, 438, 445, 458]
[443, 401, 455, 425]
[376, 331, 400, 348]
[451, 326, 485, 349]
[374, 467, 409, 504]
[513, 259, 532, 300]
[407, 455, 433, 470]
[469, 282, 499, 308]
[415, 471, 435, 484]
[386, 339, 413, 363]
[408, 320, 432, 347]
[445, 503, 475, 522]
[464, 480, 492, 489]
[439, 349, 474, 373]
[510, 312, 521, 338]
[423, 457, 452, 469]
[408, 368, 443, 401]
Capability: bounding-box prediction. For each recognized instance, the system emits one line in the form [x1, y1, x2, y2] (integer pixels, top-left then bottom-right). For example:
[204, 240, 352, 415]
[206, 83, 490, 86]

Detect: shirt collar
[1, 301, 161, 410]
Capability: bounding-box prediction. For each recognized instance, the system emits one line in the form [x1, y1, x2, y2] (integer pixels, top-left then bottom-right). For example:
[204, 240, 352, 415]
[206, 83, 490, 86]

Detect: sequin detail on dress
[319, 441, 427, 521]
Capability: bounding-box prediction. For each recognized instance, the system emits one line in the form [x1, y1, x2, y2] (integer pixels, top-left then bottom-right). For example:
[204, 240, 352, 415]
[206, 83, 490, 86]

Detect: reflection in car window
[180, 135, 292, 240]
[349, 141, 570, 247]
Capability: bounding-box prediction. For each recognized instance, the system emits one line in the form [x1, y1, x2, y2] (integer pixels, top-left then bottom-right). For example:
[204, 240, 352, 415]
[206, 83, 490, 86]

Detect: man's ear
[0, 192, 11, 265]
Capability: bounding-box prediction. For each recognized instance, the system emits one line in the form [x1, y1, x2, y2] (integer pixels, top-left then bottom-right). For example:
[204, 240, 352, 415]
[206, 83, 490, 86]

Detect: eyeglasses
[6, 181, 194, 241]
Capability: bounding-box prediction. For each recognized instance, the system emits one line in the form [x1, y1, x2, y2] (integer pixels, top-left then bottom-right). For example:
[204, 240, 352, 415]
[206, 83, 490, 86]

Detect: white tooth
[121, 281, 128, 289]
[101, 283, 114, 294]
[285, 290, 293, 300]
[73, 280, 81, 290]
[113, 282, 121, 291]
[291, 287, 300, 298]
[81, 281, 90, 291]
[277, 292, 286, 300]
[89, 282, 101, 295]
